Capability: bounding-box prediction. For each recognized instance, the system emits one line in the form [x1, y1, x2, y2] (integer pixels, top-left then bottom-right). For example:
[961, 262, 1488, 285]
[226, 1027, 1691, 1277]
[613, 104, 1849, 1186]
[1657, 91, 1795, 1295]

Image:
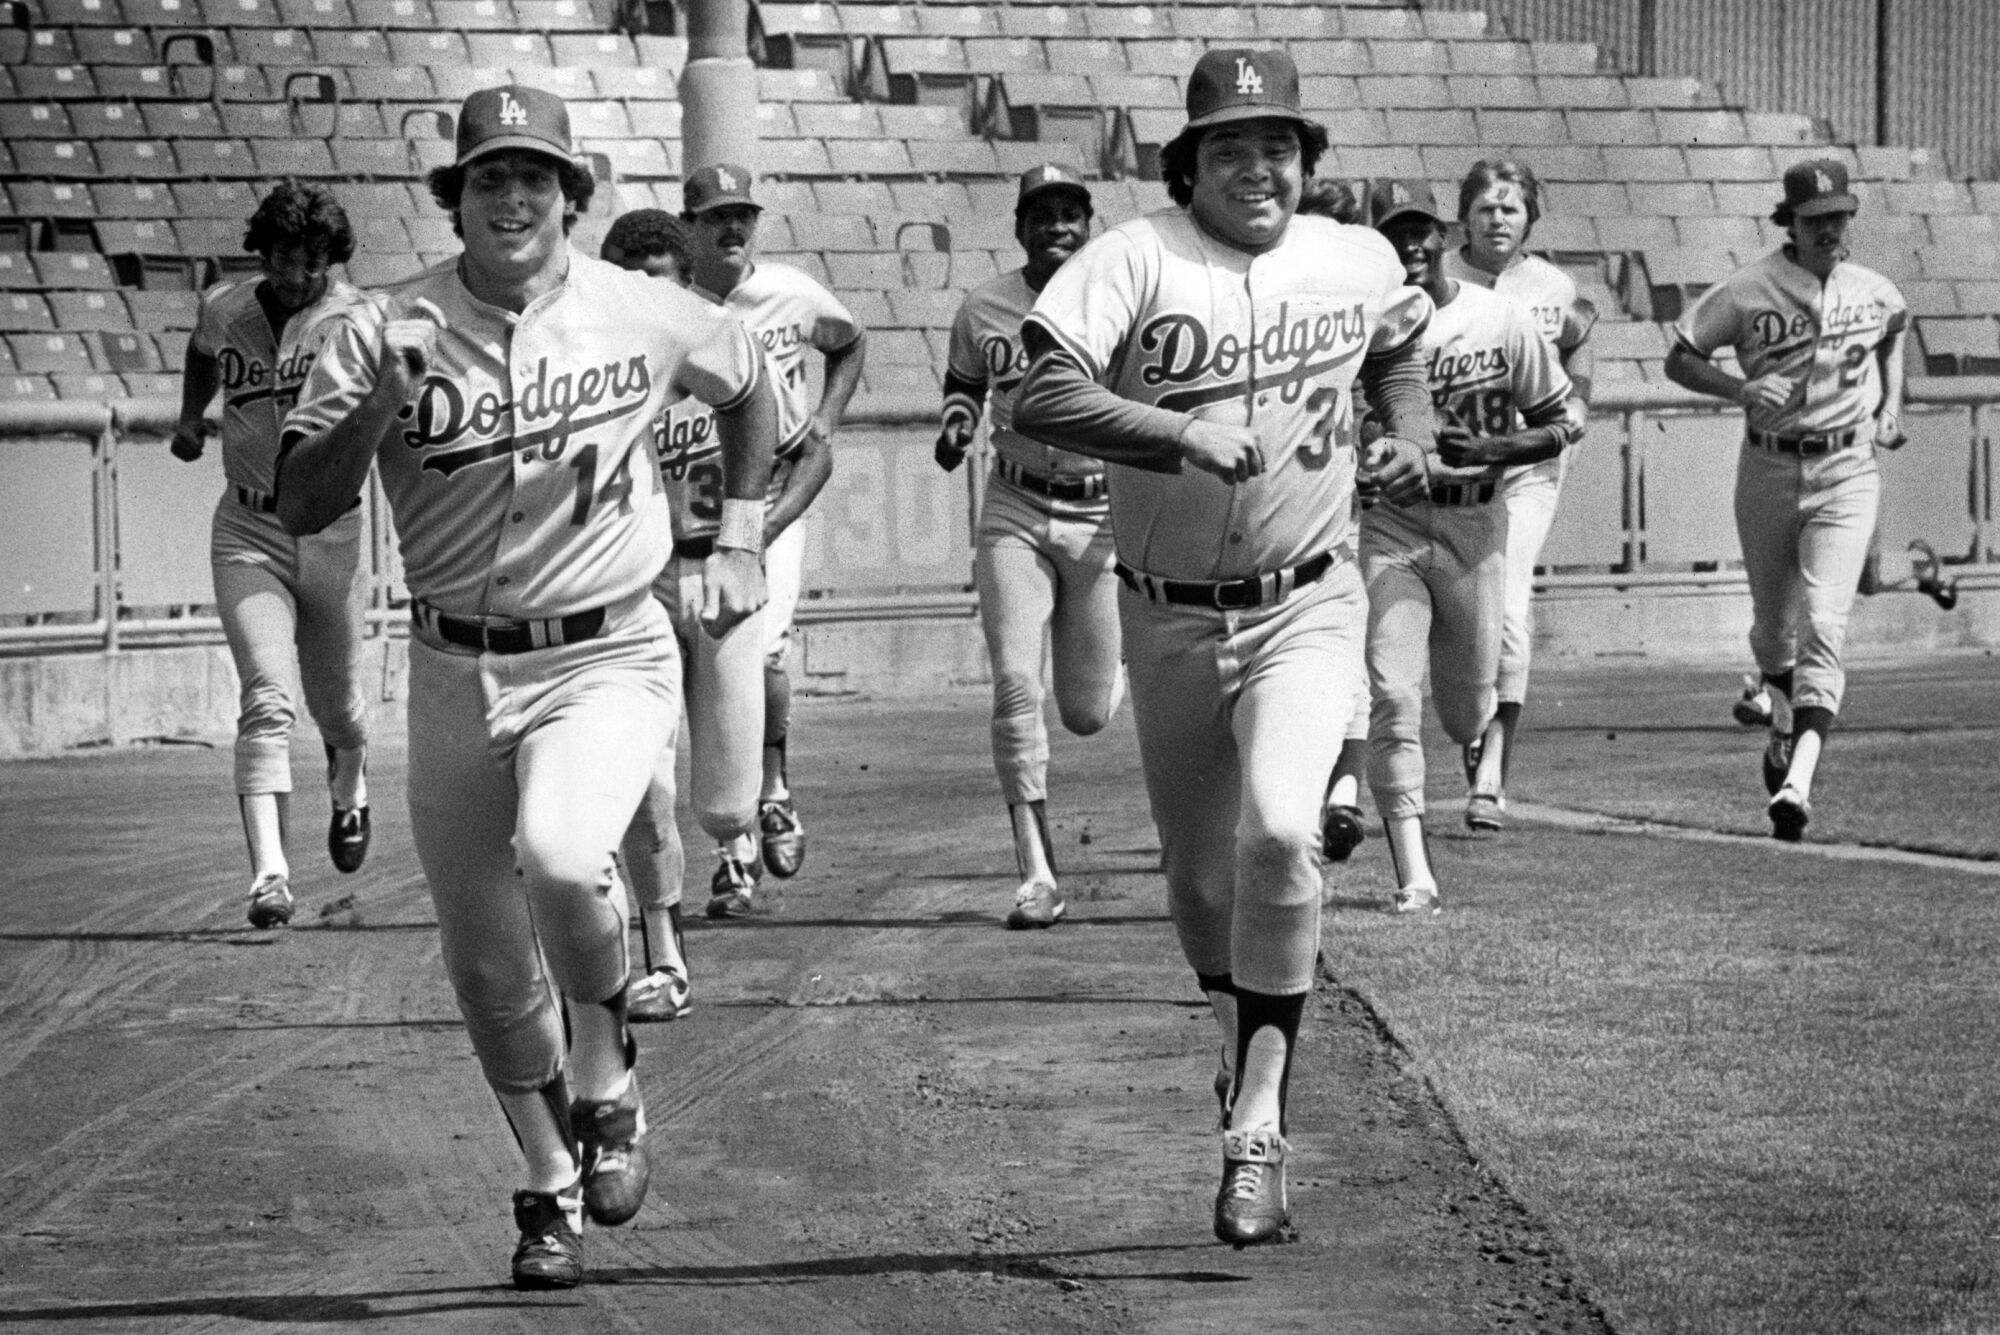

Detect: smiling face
[687, 203, 762, 295]
[1787, 208, 1853, 277]
[1379, 213, 1447, 293]
[1187, 118, 1303, 253]
[457, 149, 572, 285]
[259, 242, 331, 315]
[1016, 191, 1090, 287]
[1463, 179, 1531, 273]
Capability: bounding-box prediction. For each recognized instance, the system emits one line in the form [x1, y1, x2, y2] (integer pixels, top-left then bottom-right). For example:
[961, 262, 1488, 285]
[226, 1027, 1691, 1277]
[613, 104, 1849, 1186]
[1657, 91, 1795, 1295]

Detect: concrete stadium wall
[5, 581, 1995, 758]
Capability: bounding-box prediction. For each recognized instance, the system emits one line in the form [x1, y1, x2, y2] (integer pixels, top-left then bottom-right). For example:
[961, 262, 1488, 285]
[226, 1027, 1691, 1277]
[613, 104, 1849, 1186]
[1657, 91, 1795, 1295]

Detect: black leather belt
[1428, 480, 1497, 507]
[1749, 427, 1858, 456]
[233, 484, 358, 514]
[996, 457, 1107, 502]
[1115, 550, 1336, 610]
[673, 535, 715, 559]
[412, 600, 608, 654]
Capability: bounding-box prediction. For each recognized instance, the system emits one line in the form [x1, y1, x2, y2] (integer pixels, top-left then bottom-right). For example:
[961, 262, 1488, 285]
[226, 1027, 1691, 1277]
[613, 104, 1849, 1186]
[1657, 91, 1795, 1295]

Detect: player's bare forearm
[713, 373, 778, 502]
[813, 333, 866, 439]
[936, 372, 984, 471]
[171, 343, 219, 461]
[1013, 348, 1187, 473]
[765, 427, 832, 545]
[1664, 344, 1745, 406]
[1874, 328, 1908, 447]
[275, 389, 397, 535]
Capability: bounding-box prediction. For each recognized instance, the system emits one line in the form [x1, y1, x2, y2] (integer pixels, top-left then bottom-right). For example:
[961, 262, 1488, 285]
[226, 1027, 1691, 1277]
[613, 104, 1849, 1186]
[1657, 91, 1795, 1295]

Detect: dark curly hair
[601, 208, 691, 276]
[1297, 176, 1359, 223]
[241, 179, 356, 264]
[425, 154, 598, 238]
[1159, 120, 1330, 209]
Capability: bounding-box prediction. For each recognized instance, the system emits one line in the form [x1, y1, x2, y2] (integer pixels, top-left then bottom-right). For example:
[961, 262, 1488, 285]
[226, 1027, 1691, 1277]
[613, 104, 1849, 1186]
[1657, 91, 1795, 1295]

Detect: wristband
[717, 498, 766, 554]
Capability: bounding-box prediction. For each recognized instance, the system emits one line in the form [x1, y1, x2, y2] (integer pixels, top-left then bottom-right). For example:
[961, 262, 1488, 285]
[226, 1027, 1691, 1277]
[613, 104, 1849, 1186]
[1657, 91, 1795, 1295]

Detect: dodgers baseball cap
[1184, 48, 1307, 131]
[1777, 157, 1860, 219]
[1367, 178, 1445, 229]
[684, 163, 760, 215]
[455, 84, 575, 168]
[1016, 162, 1092, 210]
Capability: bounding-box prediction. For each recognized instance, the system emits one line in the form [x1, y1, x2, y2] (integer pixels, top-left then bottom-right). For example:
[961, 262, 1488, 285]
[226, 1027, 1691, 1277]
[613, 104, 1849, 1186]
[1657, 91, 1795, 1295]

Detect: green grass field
[1322, 652, 2000, 1335]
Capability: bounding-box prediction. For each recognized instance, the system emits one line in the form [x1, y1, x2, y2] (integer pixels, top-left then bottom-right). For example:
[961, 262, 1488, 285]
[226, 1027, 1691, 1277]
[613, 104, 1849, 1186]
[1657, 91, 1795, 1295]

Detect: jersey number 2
[569, 443, 636, 526]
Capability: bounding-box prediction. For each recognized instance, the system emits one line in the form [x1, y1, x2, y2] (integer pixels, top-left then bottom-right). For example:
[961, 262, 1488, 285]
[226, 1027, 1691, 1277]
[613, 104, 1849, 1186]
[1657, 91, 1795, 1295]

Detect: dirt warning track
[0, 692, 1609, 1334]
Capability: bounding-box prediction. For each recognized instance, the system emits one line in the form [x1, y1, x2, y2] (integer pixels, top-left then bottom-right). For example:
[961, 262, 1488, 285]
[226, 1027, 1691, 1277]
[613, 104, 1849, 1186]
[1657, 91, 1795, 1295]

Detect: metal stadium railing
[0, 382, 1993, 655]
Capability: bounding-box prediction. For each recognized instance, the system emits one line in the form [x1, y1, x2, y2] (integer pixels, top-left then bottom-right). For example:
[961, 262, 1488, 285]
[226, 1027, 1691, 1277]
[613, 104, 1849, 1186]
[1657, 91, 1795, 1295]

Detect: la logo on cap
[1814, 167, 1834, 193]
[1391, 183, 1412, 205]
[1235, 56, 1263, 95]
[716, 166, 739, 191]
[498, 91, 528, 127]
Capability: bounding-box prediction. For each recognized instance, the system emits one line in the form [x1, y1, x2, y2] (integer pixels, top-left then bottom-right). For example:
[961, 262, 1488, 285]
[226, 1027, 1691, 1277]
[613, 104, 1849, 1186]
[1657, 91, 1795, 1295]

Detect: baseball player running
[1015, 48, 1435, 1247]
[170, 180, 375, 929]
[601, 208, 789, 1013]
[1665, 158, 1907, 841]
[277, 86, 778, 1288]
[1445, 160, 1596, 827]
[1294, 179, 1369, 864]
[681, 164, 866, 913]
[1359, 180, 1577, 911]
[937, 163, 1124, 930]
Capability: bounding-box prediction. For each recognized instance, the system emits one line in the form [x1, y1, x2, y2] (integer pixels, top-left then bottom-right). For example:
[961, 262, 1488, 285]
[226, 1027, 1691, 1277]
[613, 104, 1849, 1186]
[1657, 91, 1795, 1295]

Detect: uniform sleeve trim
[707, 341, 763, 415]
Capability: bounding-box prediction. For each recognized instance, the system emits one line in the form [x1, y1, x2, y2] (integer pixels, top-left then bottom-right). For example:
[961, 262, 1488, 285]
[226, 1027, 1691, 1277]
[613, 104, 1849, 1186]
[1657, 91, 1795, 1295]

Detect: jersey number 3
[1297, 387, 1344, 471]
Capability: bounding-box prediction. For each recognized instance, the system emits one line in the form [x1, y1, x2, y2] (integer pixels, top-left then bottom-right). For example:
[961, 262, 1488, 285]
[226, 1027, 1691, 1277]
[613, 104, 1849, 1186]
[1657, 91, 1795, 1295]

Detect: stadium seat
[10, 181, 99, 218]
[11, 63, 101, 97]
[7, 332, 95, 375]
[1, 294, 59, 333]
[1916, 316, 2000, 376]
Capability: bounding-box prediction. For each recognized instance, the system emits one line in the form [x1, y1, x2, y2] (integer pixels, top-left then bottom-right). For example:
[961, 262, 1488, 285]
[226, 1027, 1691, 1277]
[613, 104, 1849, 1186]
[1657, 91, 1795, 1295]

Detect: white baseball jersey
[1024, 208, 1431, 581]
[1425, 281, 1573, 485]
[712, 261, 861, 501]
[193, 276, 374, 494]
[948, 268, 1105, 482]
[653, 348, 802, 544]
[1445, 249, 1595, 359]
[1672, 249, 1907, 437]
[284, 251, 762, 619]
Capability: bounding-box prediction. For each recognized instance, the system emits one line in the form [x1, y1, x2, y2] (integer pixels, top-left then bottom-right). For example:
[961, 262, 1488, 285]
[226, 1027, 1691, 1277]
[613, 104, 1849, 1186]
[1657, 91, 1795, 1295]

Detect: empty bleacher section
[1, 0, 1996, 611]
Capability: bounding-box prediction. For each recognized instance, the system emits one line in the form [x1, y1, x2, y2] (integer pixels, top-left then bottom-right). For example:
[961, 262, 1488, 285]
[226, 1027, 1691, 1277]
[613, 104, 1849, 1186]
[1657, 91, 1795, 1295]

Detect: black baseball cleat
[1733, 674, 1774, 728]
[1320, 804, 1366, 862]
[328, 805, 370, 874]
[1768, 786, 1811, 843]
[759, 798, 806, 879]
[706, 851, 765, 918]
[1761, 731, 1793, 797]
[1213, 1127, 1292, 1247]
[510, 1187, 584, 1290]
[246, 873, 293, 929]
[571, 1079, 650, 1227]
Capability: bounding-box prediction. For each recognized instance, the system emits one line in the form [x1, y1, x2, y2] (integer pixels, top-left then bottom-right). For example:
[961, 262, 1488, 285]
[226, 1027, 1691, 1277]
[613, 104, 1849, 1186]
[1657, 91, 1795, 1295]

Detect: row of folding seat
[1, 371, 183, 399]
[1, 56, 699, 104]
[0, 287, 198, 331]
[3, 24, 670, 67]
[29, 0, 612, 29]
[1, 328, 183, 374]
[857, 34, 1602, 78]
[755, 0, 1489, 42]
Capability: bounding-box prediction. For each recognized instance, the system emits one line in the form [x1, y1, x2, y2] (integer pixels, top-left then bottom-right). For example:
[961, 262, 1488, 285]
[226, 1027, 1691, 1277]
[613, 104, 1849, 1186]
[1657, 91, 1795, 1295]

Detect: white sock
[1328, 773, 1360, 808]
